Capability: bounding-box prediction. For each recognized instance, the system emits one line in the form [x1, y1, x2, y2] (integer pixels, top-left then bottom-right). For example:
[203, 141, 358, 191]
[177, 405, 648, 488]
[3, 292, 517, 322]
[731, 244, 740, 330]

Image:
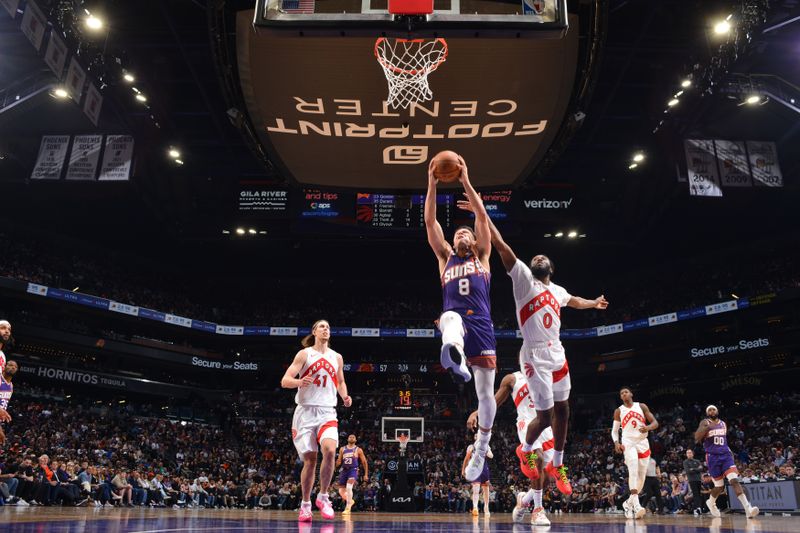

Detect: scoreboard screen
[299, 189, 351, 223]
[356, 193, 453, 229]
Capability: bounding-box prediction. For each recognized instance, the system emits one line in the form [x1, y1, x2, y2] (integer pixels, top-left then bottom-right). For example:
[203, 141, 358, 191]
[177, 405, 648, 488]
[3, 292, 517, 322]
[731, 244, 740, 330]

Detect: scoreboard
[356, 193, 453, 229]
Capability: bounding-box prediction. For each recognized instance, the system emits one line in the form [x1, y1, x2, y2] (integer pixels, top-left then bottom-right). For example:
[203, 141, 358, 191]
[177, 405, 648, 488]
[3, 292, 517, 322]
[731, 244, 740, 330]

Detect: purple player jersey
[441, 252, 491, 316]
[0, 374, 12, 410]
[341, 446, 359, 471]
[704, 420, 730, 455]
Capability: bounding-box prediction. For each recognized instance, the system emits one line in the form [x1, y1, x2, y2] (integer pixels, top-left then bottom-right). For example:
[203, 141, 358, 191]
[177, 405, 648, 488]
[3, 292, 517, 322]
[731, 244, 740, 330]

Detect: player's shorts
[519, 341, 570, 411]
[470, 459, 491, 484]
[706, 452, 737, 482]
[516, 419, 555, 464]
[291, 405, 338, 457]
[622, 438, 651, 467]
[338, 467, 358, 485]
[461, 312, 497, 369]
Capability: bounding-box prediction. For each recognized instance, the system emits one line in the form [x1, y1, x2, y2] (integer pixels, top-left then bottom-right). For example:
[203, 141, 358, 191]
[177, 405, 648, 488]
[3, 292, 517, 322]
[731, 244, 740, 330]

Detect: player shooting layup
[425, 155, 497, 482]
[281, 320, 352, 522]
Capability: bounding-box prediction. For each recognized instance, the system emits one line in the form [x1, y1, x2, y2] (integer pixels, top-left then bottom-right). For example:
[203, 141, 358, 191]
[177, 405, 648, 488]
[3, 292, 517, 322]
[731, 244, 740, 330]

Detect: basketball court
[1, 508, 795, 532]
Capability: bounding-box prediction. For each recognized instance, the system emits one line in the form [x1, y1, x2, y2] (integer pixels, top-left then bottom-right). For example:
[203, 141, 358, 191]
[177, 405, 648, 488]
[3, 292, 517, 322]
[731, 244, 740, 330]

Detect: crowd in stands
[2, 230, 799, 332]
[2, 382, 798, 515]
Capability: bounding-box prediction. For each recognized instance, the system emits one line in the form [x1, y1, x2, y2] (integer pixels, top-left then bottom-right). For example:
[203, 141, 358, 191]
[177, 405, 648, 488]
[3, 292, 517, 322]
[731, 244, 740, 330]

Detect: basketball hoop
[397, 434, 410, 456]
[374, 37, 448, 110]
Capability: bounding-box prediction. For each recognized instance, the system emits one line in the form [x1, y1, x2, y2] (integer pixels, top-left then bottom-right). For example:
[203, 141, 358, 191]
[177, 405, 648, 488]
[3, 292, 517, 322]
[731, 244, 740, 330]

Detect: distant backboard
[382, 416, 424, 442]
[238, 1, 579, 189]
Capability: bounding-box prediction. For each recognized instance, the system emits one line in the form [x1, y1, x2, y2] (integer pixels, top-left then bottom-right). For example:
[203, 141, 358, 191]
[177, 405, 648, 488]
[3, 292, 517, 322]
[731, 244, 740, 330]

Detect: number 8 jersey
[295, 347, 340, 407]
[441, 251, 491, 317]
[508, 259, 571, 345]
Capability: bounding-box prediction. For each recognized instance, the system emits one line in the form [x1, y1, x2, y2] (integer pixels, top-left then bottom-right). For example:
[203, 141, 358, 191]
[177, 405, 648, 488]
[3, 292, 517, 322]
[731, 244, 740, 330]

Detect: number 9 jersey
[295, 347, 340, 407]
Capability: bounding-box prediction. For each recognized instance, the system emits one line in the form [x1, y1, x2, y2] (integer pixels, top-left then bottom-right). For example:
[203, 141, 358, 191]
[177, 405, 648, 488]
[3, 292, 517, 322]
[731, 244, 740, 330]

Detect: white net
[374, 38, 448, 110]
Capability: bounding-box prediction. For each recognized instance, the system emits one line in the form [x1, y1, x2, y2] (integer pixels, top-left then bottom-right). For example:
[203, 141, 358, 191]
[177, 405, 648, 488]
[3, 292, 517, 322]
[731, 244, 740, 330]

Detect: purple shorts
[706, 452, 737, 480]
[471, 460, 491, 484]
[338, 468, 358, 485]
[461, 313, 497, 369]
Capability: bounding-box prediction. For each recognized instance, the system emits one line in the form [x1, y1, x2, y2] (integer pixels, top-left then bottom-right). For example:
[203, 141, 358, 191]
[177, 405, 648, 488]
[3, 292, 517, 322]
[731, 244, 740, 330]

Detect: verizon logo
[523, 198, 573, 209]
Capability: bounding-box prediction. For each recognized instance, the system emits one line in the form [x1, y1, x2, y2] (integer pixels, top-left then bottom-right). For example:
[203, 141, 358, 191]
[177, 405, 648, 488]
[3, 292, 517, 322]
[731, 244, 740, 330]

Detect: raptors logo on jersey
[512, 371, 536, 419]
[619, 402, 648, 442]
[508, 260, 571, 345]
[295, 347, 340, 407]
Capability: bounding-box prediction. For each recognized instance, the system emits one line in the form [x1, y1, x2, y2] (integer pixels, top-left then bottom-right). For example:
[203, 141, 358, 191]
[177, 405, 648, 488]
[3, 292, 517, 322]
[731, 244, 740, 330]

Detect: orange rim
[374, 37, 448, 76]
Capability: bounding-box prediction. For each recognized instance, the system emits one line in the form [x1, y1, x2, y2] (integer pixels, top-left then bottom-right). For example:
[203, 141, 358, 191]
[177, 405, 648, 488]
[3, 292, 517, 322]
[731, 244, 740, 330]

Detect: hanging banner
[0, 0, 20, 19]
[66, 57, 87, 103]
[98, 135, 134, 181]
[65, 134, 103, 180]
[746, 141, 782, 187]
[31, 135, 69, 180]
[713, 140, 752, 187]
[20, 0, 46, 51]
[44, 31, 68, 78]
[684, 139, 722, 197]
[83, 83, 103, 126]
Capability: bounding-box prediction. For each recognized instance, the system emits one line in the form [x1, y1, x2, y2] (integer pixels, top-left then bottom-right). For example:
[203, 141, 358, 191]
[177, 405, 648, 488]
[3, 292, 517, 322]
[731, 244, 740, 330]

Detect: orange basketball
[431, 150, 462, 183]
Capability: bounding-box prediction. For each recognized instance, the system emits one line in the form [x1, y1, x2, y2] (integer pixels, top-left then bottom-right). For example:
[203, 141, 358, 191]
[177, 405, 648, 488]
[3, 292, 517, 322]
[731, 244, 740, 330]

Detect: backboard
[382, 416, 424, 443]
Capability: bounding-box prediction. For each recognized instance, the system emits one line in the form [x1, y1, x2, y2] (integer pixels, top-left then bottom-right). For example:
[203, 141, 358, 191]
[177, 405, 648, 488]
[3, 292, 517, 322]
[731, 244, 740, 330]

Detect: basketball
[431, 150, 462, 183]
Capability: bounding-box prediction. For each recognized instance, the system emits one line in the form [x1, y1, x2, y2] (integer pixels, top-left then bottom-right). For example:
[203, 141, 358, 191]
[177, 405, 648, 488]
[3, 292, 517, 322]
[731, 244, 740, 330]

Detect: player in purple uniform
[462, 432, 494, 517]
[0, 360, 17, 445]
[425, 154, 496, 482]
[335, 434, 368, 514]
[694, 405, 759, 518]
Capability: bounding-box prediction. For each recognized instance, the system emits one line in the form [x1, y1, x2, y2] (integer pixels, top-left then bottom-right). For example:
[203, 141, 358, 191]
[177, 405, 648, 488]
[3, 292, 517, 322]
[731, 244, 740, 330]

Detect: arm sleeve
[508, 259, 534, 303]
[612, 420, 621, 443]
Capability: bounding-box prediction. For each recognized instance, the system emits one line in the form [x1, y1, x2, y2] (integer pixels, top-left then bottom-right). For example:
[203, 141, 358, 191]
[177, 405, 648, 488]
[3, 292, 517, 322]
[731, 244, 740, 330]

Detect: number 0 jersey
[508, 259, 571, 345]
[295, 347, 340, 407]
[441, 251, 491, 317]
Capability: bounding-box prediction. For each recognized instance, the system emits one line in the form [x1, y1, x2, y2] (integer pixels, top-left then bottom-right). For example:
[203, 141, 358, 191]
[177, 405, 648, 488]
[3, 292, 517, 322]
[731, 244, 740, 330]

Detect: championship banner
[98, 135, 134, 181]
[714, 140, 752, 187]
[31, 135, 69, 179]
[746, 141, 782, 187]
[65, 134, 102, 180]
[44, 30, 68, 78]
[684, 139, 722, 197]
[20, 0, 46, 51]
[0, 0, 20, 18]
[66, 56, 87, 103]
[83, 83, 103, 126]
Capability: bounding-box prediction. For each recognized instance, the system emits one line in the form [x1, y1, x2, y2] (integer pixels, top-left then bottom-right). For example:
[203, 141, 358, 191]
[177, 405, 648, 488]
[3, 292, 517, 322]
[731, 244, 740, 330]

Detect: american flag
[282, 0, 315, 14]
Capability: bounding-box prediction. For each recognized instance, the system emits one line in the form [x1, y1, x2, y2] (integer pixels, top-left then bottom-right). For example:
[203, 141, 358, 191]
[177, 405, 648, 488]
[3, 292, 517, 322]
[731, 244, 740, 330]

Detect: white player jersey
[619, 402, 648, 442]
[0, 349, 5, 373]
[295, 347, 340, 407]
[512, 371, 537, 421]
[508, 259, 572, 345]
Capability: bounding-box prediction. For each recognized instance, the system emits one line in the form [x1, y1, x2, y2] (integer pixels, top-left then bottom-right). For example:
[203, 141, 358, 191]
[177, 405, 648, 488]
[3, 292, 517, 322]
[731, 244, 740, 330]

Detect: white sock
[552, 450, 564, 467]
[345, 485, 353, 506]
[474, 367, 497, 430]
[472, 484, 480, 509]
[533, 489, 543, 509]
[302, 500, 312, 507]
[737, 493, 751, 509]
[709, 494, 717, 503]
[522, 442, 534, 452]
[317, 493, 329, 502]
[521, 489, 536, 505]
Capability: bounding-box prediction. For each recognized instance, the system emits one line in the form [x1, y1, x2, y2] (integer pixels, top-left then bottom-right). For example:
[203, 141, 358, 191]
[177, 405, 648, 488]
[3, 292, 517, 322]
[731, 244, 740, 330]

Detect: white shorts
[516, 419, 555, 464]
[622, 438, 651, 467]
[292, 405, 338, 457]
[519, 341, 571, 411]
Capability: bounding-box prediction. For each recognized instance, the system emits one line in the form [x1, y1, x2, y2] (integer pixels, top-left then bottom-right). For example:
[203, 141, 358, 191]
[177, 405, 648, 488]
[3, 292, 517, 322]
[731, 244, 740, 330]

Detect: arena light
[628, 163, 638, 169]
[135, 93, 147, 103]
[51, 87, 69, 99]
[579, 234, 587, 238]
[123, 72, 135, 83]
[235, 227, 245, 235]
[543, 233, 552, 238]
[222, 230, 231, 234]
[632, 152, 645, 163]
[168, 148, 181, 159]
[567, 230, 578, 238]
[72, 287, 80, 292]
[731, 293, 739, 299]
[248, 228, 257, 234]
[714, 17, 732, 35]
[174, 159, 184, 165]
[554, 231, 564, 238]
[681, 79, 692, 88]
[745, 94, 761, 105]
[674, 90, 684, 97]
[259, 230, 267, 234]
[85, 14, 104, 31]
[667, 98, 680, 107]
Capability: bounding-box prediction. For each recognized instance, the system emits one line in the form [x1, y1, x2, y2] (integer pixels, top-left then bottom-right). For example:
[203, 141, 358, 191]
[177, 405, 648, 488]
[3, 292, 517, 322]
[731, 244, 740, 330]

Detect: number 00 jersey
[295, 347, 340, 407]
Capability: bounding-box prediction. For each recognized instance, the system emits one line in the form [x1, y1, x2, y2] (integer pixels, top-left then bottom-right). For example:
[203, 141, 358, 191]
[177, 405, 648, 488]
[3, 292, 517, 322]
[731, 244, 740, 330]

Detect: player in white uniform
[612, 386, 658, 519]
[458, 198, 607, 494]
[281, 320, 352, 522]
[468, 370, 554, 526]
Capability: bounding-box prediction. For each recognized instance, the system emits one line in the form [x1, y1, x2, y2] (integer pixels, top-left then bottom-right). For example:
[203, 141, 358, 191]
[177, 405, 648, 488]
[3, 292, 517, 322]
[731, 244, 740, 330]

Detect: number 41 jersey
[295, 347, 340, 407]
